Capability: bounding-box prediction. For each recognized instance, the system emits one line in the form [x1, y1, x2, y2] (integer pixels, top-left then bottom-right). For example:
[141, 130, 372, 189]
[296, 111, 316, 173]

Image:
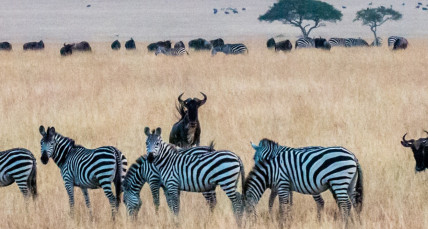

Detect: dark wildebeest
[210, 38, 224, 48]
[70, 41, 92, 52]
[147, 41, 172, 52]
[23, 40, 44, 50]
[125, 38, 136, 50]
[60, 43, 73, 56]
[188, 38, 212, 51]
[169, 92, 207, 148]
[401, 132, 428, 172]
[111, 40, 121, 50]
[174, 41, 185, 49]
[275, 40, 292, 52]
[266, 38, 275, 49]
[393, 37, 408, 50]
[314, 38, 331, 50]
[0, 42, 12, 51]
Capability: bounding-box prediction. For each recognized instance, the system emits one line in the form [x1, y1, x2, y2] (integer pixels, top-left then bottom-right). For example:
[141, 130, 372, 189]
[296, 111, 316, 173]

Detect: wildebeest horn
[424, 130, 428, 136]
[401, 133, 413, 147]
[178, 93, 185, 105]
[199, 92, 207, 105]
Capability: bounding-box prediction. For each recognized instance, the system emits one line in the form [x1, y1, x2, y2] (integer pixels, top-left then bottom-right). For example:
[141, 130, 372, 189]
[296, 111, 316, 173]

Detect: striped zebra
[144, 127, 245, 225]
[328, 38, 346, 47]
[155, 46, 188, 56]
[39, 126, 128, 219]
[388, 36, 405, 47]
[295, 38, 315, 49]
[344, 38, 369, 47]
[0, 148, 37, 200]
[211, 44, 248, 56]
[123, 150, 218, 218]
[246, 139, 363, 226]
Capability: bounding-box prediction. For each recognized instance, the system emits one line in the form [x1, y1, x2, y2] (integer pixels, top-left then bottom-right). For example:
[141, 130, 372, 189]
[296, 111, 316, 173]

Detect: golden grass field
[1, 40, 428, 229]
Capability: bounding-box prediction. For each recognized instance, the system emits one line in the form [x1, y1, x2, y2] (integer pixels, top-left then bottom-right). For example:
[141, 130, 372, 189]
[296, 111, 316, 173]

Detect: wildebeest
[111, 40, 121, 50]
[188, 38, 212, 51]
[210, 38, 224, 48]
[70, 41, 92, 52]
[314, 38, 331, 50]
[169, 92, 207, 148]
[23, 40, 44, 50]
[147, 41, 172, 52]
[266, 38, 275, 49]
[125, 38, 136, 50]
[0, 42, 12, 51]
[174, 41, 185, 49]
[401, 132, 428, 172]
[60, 43, 73, 56]
[393, 37, 408, 50]
[274, 40, 292, 52]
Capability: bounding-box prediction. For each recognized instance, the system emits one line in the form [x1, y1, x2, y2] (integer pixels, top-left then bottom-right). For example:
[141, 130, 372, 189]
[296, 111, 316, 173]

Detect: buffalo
[210, 38, 224, 48]
[23, 40, 44, 50]
[401, 132, 428, 172]
[111, 40, 121, 50]
[266, 38, 275, 49]
[169, 92, 207, 148]
[393, 37, 408, 50]
[147, 40, 171, 52]
[125, 38, 136, 50]
[188, 38, 212, 51]
[0, 42, 12, 51]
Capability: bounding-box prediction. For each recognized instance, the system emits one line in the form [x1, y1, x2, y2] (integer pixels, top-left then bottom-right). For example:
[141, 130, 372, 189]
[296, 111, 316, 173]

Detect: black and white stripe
[295, 38, 315, 49]
[328, 38, 346, 47]
[0, 148, 37, 200]
[344, 38, 369, 47]
[144, 127, 245, 226]
[123, 153, 217, 218]
[246, 139, 363, 226]
[211, 44, 248, 55]
[155, 46, 188, 56]
[388, 36, 406, 47]
[39, 126, 128, 219]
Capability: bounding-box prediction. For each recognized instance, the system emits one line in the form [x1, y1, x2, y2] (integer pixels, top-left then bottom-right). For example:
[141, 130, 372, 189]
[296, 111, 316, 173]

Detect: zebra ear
[251, 142, 259, 150]
[48, 127, 55, 136]
[155, 127, 162, 136]
[39, 125, 46, 136]
[144, 127, 150, 136]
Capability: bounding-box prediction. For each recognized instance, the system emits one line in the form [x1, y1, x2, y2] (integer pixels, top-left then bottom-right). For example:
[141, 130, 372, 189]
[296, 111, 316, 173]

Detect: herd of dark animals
[0, 36, 408, 56]
[0, 89, 425, 227]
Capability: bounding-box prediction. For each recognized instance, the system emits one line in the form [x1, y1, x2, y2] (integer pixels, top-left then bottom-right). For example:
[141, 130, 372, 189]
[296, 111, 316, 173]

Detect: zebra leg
[15, 179, 29, 199]
[149, 183, 161, 214]
[219, 184, 242, 227]
[277, 188, 292, 229]
[268, 189, 277, 215]
[329, 184, 352, 226]
[312, 194, 325, 221]
[81, 188, 93, 220]
[165, 187, 180, 216]
[99, 182, 118, 220]
[202, 190, 217, 212]
[64, 182, 75, 217]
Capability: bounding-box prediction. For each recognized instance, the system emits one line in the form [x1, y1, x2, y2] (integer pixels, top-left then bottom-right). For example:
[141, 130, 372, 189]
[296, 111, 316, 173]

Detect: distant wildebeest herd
[0, 90, 423, 227]
[0, 36, 408, 58]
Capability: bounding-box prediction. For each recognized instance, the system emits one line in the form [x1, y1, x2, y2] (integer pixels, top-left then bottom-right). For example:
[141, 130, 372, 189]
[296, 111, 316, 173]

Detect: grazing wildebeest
[314, 38, 331, 50]
[70, 41, 92, 52]
[60, 44, 73, 56]
[147, 41, 172, 52]
[210, 38, 224, 48]
[393, 37, 408, 50]
[125, 38, 136, 50]
[0, 42, 12, 51]
[401, 132, 428, 172]
[174, 41, 185, 49]
[188, 38, 212, 51]
[274, 40, 292, 52]
[23, 40, 44, 50]
[266, 38, 275, 49]
[169, 92, 207, 148]
[111, 40, 121, 50]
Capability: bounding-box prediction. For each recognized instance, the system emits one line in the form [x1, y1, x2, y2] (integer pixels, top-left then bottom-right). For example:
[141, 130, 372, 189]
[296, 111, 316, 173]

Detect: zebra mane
[259, 138, 279, 149]
[54, 132, 79, 148]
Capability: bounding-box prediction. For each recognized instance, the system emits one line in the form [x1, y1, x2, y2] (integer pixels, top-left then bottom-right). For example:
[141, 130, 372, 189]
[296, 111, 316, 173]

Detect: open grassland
[0, 40, 428, 229]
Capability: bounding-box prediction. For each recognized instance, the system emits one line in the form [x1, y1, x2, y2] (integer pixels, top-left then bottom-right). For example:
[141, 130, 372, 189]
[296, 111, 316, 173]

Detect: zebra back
[328, 38, 346, 47]
[295, 38, 315, 49]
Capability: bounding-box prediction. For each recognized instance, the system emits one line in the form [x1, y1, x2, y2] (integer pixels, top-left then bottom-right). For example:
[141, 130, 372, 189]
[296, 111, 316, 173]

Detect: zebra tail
[355, 163, 364, 214]
[113, 149, 125, 208]
[28, 158, 38, 200]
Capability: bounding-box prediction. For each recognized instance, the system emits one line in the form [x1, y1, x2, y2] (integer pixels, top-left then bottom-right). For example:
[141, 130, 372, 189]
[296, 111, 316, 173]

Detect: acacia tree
[354, 6, 402, 46]
[259, 0, 342, 38]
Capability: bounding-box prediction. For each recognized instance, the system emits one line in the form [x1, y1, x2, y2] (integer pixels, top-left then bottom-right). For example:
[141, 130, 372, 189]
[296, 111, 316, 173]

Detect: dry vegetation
[0, 40, 428, 229]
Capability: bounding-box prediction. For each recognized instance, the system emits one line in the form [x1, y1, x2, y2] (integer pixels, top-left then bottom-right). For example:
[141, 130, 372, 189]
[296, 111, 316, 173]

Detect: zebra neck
[123, 160, 146, 193]
[52, 134, 74, 166]
[270, 146, 293, 158]
[153, 141, 180, 170]
[244, 163, 270, 204]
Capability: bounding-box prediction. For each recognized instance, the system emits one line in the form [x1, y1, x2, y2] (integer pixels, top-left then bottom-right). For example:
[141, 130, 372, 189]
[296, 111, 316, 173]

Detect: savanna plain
[0, 41, 428, 229]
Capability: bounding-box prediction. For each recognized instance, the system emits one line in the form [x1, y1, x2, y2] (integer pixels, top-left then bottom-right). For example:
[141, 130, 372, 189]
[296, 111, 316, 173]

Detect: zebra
[344, 38, 369, 47]
[211, 44, 248, 56]
[123, 149, 218, 218]
[328, 38, 347, 47]
[39, 126, 128, 220]
[0, 148, 37, 200]
[388, 36, 405, 47]
[295, 38, 315, 49]
[155, 46, 188, 56]
[144, 127, 245, 226]
[247, 139, 363, 227]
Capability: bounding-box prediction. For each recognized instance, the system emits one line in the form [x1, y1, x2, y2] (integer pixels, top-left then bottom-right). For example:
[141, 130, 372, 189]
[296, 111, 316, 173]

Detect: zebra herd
[0, 92, 368, 227]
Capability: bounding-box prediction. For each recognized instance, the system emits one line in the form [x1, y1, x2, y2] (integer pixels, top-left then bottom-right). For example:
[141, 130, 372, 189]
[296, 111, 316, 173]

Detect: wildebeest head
[174, 41, 185, 49]
[38, 40, 45, 48]
[314, 38, 331, 50]
[178, 92, 207, 128]
[401, 132, 428, 172]
[144, 127, 162, 163]
[39, 125, 57, 165]
[266, 38, 275, 49]
[60, 43, 73, 56]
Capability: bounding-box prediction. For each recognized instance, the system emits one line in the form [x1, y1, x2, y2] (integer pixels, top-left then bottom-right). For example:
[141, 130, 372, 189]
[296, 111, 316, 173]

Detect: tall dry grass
[0, 40, 428, 229]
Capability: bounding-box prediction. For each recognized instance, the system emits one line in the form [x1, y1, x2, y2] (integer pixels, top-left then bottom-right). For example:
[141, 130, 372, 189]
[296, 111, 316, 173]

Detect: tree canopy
[354, 6, 402, 46]
[259, 0, 342, 38]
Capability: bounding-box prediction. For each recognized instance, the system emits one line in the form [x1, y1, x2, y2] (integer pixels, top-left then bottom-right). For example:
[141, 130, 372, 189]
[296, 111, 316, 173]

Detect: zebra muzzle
[41, 152, 49, 164]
